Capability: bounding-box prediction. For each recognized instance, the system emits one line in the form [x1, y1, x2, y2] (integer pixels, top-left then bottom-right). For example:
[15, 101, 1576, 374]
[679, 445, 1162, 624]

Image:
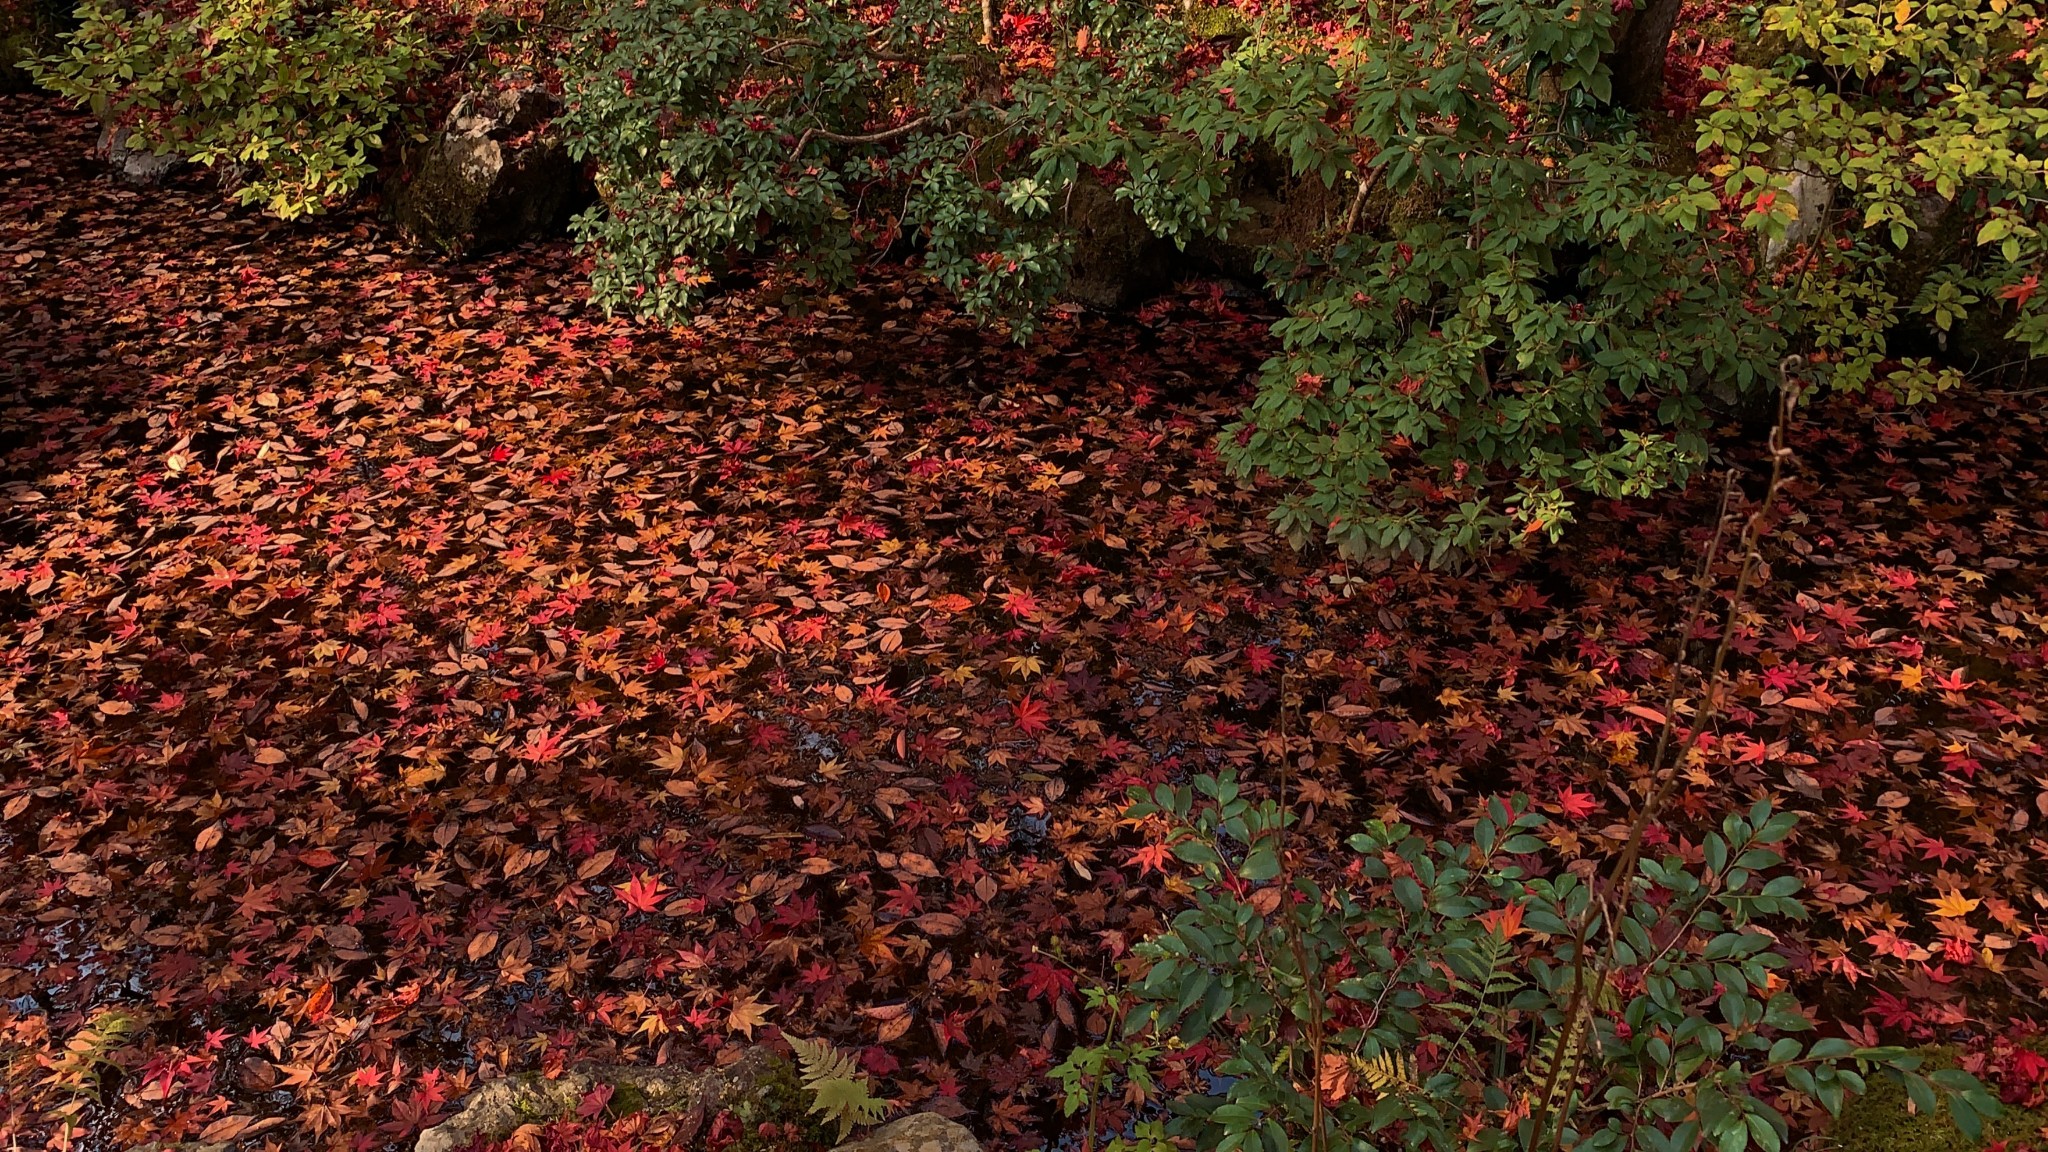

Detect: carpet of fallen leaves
[3, 94, 2047, 1152]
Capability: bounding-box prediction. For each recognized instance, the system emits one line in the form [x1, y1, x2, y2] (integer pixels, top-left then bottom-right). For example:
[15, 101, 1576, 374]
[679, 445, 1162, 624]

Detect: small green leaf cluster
[32, 0, 433, 219]
[1087, 773, 2000, 1152]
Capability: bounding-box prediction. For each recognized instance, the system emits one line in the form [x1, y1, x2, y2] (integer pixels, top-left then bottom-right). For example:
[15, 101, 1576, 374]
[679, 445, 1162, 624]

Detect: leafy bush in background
[1207, 2, 1775, 561]
[1060, 773, 2002, 1152]
[32, 0, 435, 218]
[560, 0, 2046, 561]
[1701, 0, 2048, 396]
[556, 0, 1087, 330]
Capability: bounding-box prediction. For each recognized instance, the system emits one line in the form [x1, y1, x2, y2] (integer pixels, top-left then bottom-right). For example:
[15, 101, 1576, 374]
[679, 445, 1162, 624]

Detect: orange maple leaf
[1925, 890, 1980, 919]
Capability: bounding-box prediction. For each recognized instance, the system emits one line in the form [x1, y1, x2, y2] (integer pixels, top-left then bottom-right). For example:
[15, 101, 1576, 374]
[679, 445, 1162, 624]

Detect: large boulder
[391, 78, 591, 257]
[1060, 175, 1181, 310]
[831, 1113, 982, 1152]
[1761, 141, 1834, 268]
[97, 124, 187, 187]
[414, 1045, 785, 1152]
[1883, 189, 2042, 381]
[1058, 144, 1344, 309]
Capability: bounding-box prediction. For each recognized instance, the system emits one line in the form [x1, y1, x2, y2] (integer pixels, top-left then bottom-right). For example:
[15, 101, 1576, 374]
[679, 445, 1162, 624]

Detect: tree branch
[792, 114, 951, 160]
[1341, 163, 1381, 236]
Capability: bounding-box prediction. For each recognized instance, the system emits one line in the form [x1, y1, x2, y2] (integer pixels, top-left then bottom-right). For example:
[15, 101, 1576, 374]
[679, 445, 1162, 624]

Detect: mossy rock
[1831, 1047, 2048, 1152]
[414, 1046, 801, 1152]
[716, 1055, 835, 1152]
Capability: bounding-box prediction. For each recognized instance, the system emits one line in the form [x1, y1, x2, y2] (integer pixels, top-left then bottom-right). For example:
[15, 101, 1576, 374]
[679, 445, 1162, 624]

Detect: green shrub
[558, 0, 2046, 561]
[1060, 773, 2002, 1152]
[32, 0, 434, 218]
[1700, 0, 2048, 399]
[1209, 2, 1772, 562]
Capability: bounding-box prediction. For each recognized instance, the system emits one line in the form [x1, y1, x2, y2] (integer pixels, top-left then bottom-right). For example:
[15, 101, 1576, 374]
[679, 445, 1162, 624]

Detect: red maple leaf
[1555, 786, 1598, 821]
[1126, 842, 1172, 876]
[1018, 959, 1075, 1002]
[616, 872, 669, 915]
[1012, 694, 1051, 735]
[576, 1083, 615, 1118]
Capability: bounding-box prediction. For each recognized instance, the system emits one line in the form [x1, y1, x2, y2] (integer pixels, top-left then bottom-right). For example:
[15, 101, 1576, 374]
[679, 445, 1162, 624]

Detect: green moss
[712, 1058, 834, 1152]
[1831, 1048, 2048, 1152]
[507, 1079, 558, 1122]
[605, 1080, 650, 1118]
[1185, 4, 1252, 41]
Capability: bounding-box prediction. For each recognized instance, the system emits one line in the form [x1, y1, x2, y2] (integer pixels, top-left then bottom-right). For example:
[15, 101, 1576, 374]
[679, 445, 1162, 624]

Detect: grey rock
[414, 1046, 782, 1152]
[391, 78, 591, 257]
[830, 1113, 982, 1152]
[1762, 156, 1834, 266]
[1891, 188, 1971, 304]
[98, 124, 186, 187]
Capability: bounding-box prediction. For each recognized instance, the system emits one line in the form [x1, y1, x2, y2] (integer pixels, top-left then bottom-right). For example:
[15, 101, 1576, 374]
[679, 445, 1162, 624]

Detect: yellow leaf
[1894, 663, 1924, 691]
[1894, 0, 1910, 22]
[726, 993, 774, 1038]
[1925, 890, 1980, 919]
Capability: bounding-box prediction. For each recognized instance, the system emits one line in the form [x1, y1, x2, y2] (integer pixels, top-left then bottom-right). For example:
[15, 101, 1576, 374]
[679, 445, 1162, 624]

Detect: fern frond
[789, 1034, 863, 1085]
[41, 1008, 142, 1102]
[788, 1035, 888, 1140]
[1358, 1049, 1418, 1094]
[1527, 1026, 1582, 1112]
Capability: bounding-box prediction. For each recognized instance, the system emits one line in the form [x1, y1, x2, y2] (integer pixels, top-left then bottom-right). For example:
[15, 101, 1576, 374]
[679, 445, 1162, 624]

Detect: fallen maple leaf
[617, 872, 670, 915]
[726, 993, 774, 1038]
[1926, 890, 1981, 919]
[1319, 1052, 1354, 1105]
[1126, 841, 1171, 876]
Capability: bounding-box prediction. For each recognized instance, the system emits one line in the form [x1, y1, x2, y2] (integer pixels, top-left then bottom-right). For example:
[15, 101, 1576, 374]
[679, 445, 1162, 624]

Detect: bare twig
[1528, 358, 1805, 1151]
[1275, 672, 1328, 1152]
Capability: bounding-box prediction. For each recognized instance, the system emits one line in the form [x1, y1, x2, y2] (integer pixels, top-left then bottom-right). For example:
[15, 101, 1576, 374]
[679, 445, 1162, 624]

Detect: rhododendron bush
[562, 0, 2046, 557]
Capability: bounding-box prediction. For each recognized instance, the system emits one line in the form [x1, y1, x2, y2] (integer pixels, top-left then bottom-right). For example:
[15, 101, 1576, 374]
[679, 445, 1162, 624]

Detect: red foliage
[1661, 0, 1740, 118]
[2, 95, 2046, 1152]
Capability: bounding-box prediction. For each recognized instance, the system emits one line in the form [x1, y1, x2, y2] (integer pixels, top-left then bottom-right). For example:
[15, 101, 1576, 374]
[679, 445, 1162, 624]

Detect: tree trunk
[1605, 0, 1684, 114]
